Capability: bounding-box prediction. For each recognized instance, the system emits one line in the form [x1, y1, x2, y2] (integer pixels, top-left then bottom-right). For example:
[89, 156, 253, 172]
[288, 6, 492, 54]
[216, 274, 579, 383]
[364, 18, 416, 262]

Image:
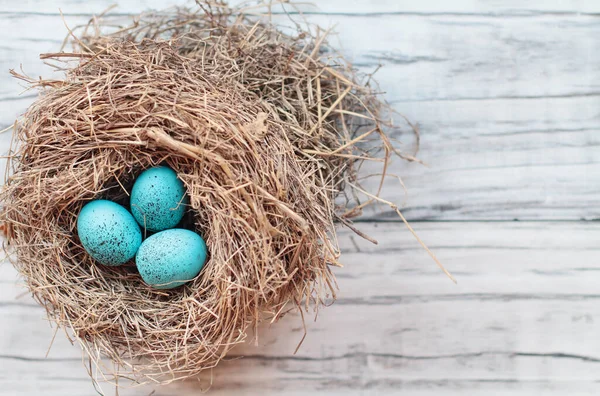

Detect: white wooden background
[1, 1, 600, 395]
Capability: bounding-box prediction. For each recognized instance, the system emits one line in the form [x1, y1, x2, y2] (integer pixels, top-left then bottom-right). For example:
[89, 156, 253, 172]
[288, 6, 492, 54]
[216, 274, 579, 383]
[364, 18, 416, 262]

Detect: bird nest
[1, 1, 443, 386]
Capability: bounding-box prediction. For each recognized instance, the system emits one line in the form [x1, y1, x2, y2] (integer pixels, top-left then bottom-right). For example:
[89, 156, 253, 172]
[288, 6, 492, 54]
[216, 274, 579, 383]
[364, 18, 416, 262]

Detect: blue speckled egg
[77, 200, 142, 266]
[130, 166, 187, 232]
[136, 229, 207, 289]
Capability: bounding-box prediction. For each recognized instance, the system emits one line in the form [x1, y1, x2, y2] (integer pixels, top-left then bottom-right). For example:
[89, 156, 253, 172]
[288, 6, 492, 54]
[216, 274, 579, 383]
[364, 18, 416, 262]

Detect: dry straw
[1, 0, 451, 386]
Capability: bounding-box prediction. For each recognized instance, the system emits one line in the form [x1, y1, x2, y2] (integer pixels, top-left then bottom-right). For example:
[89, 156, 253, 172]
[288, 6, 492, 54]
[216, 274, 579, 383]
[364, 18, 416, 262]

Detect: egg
[136, 229, 208, 289]
[130, 166, 187, 232]
[77, 200, 142, 266]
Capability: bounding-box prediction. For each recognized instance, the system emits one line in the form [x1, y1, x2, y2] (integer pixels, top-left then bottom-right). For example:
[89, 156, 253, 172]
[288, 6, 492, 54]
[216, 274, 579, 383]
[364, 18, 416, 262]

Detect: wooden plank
[1, 11, 599, 220]
[3, 0, 600, 15]
[2, 222, 600, 395]
[359, 94, 600, 221]
[292, 0, 600, 15]
[3, 13, 600, 103]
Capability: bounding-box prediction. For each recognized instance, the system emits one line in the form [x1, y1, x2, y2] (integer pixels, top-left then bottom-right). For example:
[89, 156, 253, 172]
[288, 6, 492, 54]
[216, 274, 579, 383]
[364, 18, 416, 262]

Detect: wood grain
[1, 1, 598, 395]
[2, 222, 600, 395]
[2, 0, 600, 15]
[1, 5, 599, 220]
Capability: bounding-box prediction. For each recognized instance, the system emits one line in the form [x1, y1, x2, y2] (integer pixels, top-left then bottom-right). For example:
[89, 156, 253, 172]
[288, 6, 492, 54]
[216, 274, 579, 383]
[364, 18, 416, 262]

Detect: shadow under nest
[0, 3, 416, 385]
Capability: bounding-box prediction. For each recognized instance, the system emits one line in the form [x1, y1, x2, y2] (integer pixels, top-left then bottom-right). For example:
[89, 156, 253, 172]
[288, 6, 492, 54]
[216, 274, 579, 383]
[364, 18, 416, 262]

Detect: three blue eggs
[76, 166, 207, 289]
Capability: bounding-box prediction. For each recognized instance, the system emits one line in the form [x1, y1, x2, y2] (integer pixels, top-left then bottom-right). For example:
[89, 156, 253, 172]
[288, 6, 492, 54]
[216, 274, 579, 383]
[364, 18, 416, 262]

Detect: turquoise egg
[77, 200, 142, 266]
[135, 229, 207, 289]
[130, 166, 187, 232]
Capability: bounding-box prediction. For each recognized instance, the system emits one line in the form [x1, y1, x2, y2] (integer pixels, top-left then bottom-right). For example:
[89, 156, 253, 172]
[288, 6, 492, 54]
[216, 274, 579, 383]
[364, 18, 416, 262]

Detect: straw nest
[1, 1, 435, 385]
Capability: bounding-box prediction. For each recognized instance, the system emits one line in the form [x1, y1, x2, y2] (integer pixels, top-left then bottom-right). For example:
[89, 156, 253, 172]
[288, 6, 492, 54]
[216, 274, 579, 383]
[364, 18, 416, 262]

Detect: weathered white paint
[0, 0, 598, 395]
[2, 222, 600, 395]
[1, 4, 598, 220]
[3, 13, 599, 103]
[2, 0, 600, 15]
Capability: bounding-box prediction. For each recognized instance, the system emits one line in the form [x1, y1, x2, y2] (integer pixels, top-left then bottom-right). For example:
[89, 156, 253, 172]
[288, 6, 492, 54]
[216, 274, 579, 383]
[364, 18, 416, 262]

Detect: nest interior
[1, 3, 411, 384]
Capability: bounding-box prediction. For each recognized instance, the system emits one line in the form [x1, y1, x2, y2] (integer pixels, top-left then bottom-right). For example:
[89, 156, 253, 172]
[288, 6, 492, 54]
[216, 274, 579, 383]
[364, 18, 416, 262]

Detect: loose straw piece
[348, 182, 456, 283]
